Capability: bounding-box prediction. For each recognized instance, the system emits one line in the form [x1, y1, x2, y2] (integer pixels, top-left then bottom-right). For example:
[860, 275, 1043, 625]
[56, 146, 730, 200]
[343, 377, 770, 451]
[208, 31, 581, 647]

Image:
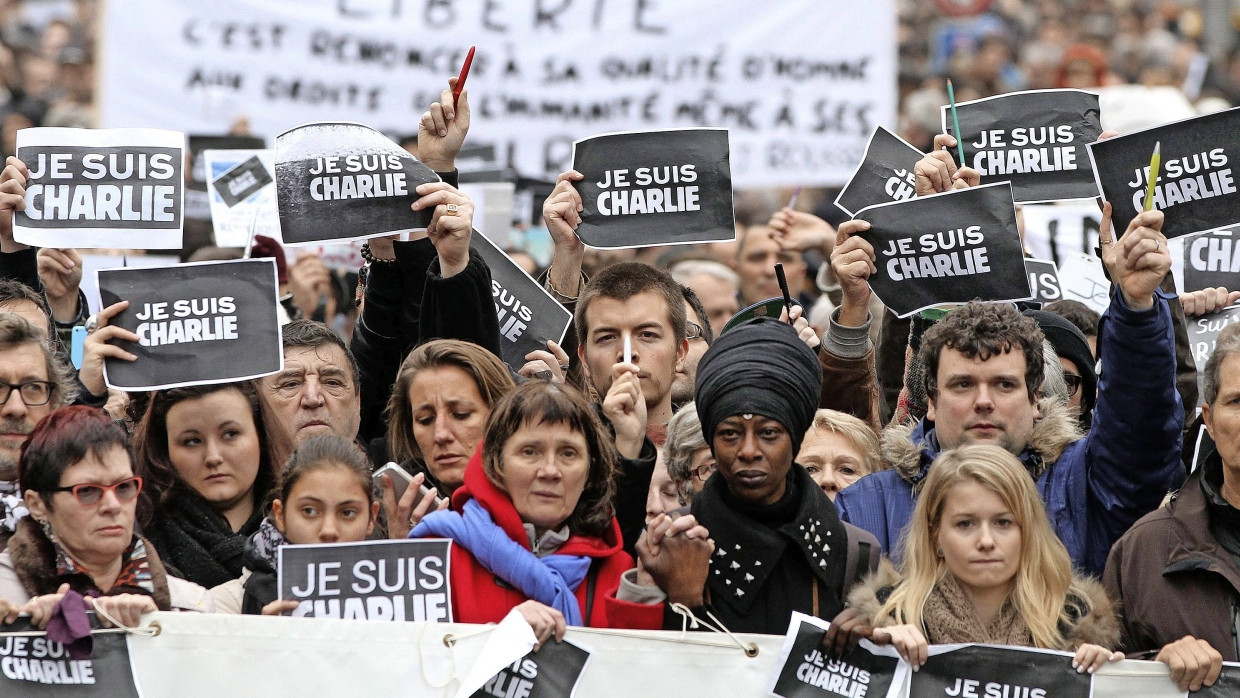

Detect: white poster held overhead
[205, 149, 280, 247]
[14, 127, 184, 249]
[97, 0, 896, 187]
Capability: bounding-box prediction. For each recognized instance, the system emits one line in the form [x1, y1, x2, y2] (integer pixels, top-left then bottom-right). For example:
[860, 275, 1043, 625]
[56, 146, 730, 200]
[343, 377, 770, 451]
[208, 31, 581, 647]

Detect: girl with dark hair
[0, 406, 212, 626]
[131, 382, 291, 589]
[211, 434, 381, 615]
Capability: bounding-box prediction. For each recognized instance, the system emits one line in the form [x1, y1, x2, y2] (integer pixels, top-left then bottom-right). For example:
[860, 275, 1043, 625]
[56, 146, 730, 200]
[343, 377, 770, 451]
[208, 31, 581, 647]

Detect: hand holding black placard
[829, 220, 878, 328]
[0, 156, 28, 253]
[79, 299, 139, 397]
[542, 170, 587, 299]
[915, 134, 981, 196]
[412, 181, 474, 277]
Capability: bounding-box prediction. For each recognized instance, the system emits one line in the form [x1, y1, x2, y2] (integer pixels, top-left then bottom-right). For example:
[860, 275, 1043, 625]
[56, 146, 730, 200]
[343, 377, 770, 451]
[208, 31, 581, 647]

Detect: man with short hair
[262, 319, 362, 445]
[0, 313, 75, 547]
[735, 224, 809, 306]
[1102, 321, 1240, 694]
[671, 284, 712, 408]
[828, 207, 1183, 576]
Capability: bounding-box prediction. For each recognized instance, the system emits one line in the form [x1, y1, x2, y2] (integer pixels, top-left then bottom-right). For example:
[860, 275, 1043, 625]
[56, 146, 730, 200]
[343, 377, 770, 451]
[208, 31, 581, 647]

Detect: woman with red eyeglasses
[0, 406, 212, 627]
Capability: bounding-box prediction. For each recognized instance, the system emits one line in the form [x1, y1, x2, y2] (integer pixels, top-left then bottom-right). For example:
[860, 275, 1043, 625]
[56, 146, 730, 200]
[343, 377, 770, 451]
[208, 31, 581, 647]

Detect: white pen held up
[623, 334, 632, 365]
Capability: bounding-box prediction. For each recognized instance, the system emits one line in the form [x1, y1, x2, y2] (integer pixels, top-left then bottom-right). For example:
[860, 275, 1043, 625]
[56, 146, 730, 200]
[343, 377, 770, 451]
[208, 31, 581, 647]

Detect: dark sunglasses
[50, 477, 144, 506]
[1063, 373, 1082, 398]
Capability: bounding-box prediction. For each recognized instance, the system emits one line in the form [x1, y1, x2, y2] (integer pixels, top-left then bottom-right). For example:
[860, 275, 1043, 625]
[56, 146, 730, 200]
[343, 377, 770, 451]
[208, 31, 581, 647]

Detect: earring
[935, 548, 943, 558]
[38, 518, 55, 542]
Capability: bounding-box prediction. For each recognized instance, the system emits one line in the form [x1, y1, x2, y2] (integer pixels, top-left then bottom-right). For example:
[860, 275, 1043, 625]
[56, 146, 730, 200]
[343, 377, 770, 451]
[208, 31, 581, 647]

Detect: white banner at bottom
[123, 612, 1194, 697]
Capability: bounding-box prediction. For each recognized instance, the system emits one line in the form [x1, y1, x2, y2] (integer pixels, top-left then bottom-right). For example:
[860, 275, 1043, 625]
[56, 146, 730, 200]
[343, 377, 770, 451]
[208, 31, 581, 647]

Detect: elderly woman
[662, 401, 714, 502]
[797, 409, 880, 501]
[686, 318, 879, 635]
[413, 380, 711, 647]
[0, 407, 211, 627]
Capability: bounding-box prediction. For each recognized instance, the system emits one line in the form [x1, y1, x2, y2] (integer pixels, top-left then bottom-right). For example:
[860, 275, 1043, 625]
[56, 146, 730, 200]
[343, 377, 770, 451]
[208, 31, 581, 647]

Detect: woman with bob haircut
[412, 380, 712, 648]
[836, 444, 1122, 673]
[0, 407, 211, 626]
[132, 382, 291, 589]
[797, 409, 881, 501]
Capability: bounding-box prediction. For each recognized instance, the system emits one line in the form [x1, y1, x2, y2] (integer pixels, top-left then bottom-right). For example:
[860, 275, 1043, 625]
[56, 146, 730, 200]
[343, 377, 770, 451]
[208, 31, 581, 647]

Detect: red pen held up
[452, 46, 475, 110]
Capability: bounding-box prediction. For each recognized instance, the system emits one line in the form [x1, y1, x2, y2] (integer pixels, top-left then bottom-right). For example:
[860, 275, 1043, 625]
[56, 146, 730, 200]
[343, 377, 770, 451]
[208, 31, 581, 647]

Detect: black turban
[694, 318, 822, 455]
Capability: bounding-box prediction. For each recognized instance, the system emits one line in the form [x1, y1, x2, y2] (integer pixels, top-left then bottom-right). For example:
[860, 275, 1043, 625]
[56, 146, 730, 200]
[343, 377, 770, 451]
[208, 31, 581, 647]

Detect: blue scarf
[412, 499, 590, 626]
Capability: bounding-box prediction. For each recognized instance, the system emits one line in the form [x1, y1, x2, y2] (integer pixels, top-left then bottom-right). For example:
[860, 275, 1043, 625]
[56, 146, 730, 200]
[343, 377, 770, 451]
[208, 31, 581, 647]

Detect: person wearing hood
[1023, 309, 1097, 431]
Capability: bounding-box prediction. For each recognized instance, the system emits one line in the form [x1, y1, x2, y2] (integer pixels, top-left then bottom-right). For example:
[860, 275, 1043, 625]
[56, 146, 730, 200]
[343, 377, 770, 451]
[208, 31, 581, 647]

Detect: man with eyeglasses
[0, 313, 75, 548]
[671, 285, 713, 408]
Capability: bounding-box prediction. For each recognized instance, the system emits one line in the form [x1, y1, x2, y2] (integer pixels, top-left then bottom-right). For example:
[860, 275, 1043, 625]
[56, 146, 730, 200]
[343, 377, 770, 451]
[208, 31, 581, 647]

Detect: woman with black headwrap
[686, 318, 880, 634]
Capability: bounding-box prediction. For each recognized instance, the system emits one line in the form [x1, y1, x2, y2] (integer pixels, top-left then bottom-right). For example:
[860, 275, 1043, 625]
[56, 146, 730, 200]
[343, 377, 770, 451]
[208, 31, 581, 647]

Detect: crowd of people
[0, 0, 1235, 694]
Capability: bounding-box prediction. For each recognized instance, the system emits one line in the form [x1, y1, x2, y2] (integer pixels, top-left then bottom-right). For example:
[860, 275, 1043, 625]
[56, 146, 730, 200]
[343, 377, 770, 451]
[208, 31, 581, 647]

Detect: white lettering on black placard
[471, 640, 590, 698]
[0, 618, 140, 697]
[470, 229, 573, 373]
[14, 127, 184, 249]
[911, 645, 1090, 698]
[571, 128, 734, 248]
[941, 89, 1102, 203]
[855, 182, 1029, 317]
[278, 539, 453, 622]
[769, 616, 900, 698]
[97, 259, 283, 390]
[1089, 107, 1240, 239]
[1024, 259, 1062, 304]
[835, 126, 924, 216]
[1177, 229, 1240, 293]
[275, 122, 440, 245]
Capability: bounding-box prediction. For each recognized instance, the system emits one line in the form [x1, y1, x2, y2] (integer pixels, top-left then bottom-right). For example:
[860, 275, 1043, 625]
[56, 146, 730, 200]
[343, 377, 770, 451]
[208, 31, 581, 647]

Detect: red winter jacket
[418, 452, 663, 629]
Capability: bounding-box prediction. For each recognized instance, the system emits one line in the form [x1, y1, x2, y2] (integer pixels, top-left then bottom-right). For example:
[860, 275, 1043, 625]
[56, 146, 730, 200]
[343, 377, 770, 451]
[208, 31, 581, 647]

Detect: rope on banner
[555, 604, 761, 657]
[91, 606, 161, 637]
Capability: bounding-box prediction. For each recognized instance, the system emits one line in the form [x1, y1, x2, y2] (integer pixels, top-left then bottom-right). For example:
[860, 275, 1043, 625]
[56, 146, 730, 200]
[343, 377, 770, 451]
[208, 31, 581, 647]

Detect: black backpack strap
[842, 523, 876, 590]
[583, 559, 600, 626]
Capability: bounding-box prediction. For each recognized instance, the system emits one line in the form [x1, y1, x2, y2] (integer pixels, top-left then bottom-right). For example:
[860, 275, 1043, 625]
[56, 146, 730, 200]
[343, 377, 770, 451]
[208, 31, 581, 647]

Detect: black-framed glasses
[1063, 373, 1082, 398]
[0, 380, 53, 407]
[686, 321, 704, 340]
[50, 477, 144, 506]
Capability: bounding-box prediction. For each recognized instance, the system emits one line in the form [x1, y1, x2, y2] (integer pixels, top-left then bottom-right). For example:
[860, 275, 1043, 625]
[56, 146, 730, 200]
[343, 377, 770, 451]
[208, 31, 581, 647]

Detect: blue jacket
[835, 288, 1183, 577]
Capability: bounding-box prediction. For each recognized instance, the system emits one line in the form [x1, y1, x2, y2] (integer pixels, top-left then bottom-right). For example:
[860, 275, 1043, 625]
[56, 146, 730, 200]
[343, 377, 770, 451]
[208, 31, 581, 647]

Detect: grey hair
[669, 259, 739, 288]
[1039, 338, 1068, 404]
[663, 401, 708, 486]
[1204, 322, 1240, 405]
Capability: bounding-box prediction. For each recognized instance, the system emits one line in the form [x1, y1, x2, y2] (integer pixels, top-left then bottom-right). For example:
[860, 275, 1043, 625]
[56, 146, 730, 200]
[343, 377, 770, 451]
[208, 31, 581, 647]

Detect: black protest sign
[212, 154, 273, 208]
[835, 126, 924, 216]
[0, 617, 139, 697]
[572, 128, 733, 249]
[855, 182, 1029, 317]
[97, 259, 282, 390]
[1196, 661, 1240, 696]
[279, 539, 453, 622]
[471, 640, 590, 698]
[13, 127, 184, 249]
[942, 89, 1102, 203]
[275, 122, 440, 245]
[1024, 259, 1063, 304]
[1179, 229, 1240, 292]
[1089, 107, 1240, 240]
[1188, 305, 1240, 380]
[911, 645, 1089, 698]
[770, 619, 898, 698]
[470, 229, 572, 373]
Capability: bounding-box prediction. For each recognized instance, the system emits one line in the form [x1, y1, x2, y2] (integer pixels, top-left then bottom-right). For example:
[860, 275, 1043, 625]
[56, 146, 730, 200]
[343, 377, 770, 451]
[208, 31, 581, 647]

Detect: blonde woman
[842, 444, 1121, 673]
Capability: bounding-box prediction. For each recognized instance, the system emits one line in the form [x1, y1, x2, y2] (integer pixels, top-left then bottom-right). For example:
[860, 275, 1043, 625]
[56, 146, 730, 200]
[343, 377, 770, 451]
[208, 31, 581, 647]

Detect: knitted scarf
[921, 573, 1033, 646]
[144, 489, 262, 589]
[413, 499, 590, 626]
